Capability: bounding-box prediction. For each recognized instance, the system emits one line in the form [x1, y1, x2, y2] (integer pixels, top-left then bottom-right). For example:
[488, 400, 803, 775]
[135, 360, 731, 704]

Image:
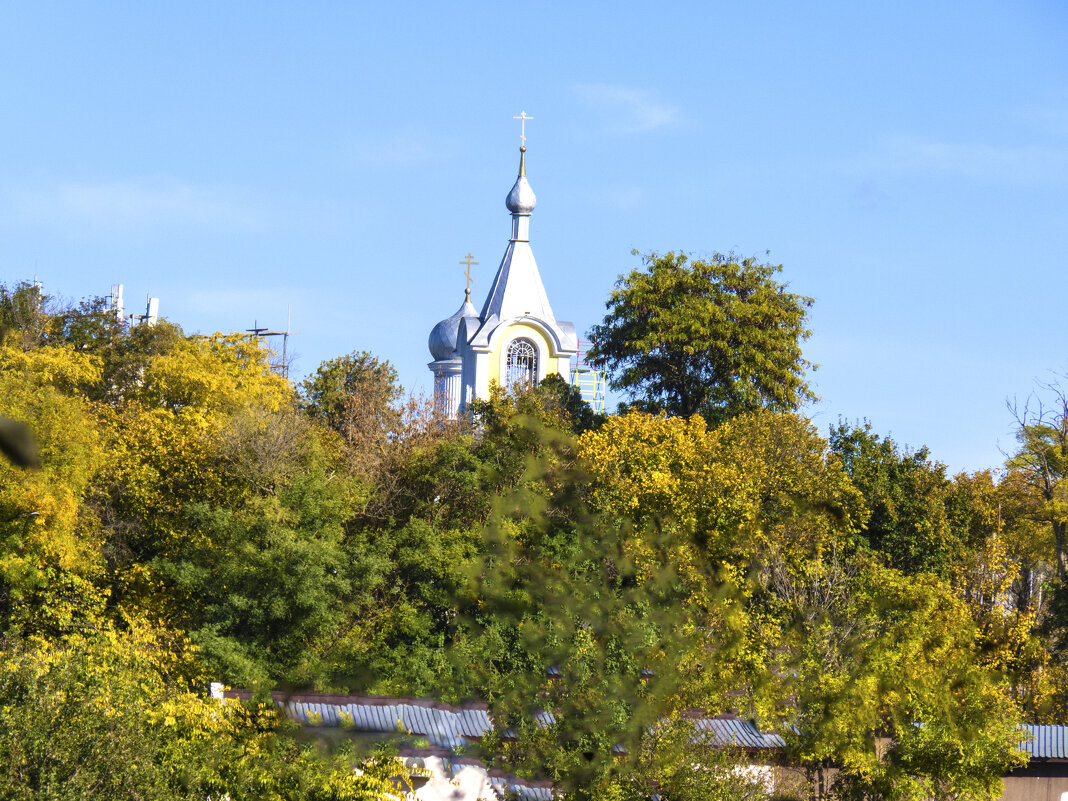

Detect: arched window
[506, 338, 538, 387]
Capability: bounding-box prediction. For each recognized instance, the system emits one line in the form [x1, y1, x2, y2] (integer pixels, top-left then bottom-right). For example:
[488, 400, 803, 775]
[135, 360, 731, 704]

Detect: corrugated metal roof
[412, 706, 429, 736]
[489, 777, 554, 801]
[460, 708, 491, 737]
[253, 691, 785, 753]
[533, 709, 556, 728]
[1019, 725, 1068, 759]
[284, 699, 492, 748]
[225, 691, 1068, 771]
[692, 717, 785, 749]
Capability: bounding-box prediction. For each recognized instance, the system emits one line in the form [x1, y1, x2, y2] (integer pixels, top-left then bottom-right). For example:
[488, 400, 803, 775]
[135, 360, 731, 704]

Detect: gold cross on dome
[513, 111, 533, 146]
[460, 253, 478, 294]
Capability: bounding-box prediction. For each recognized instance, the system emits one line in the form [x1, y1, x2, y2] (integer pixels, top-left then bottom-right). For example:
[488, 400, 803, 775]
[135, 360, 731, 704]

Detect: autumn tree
[580, 410, 1026, 798]
[299, 351, 402, 451]
[0, 278, 1042, 799]
[0, 622, 403, 801]
[0, 286, 406, 798]
[580, 410, 865, 574]
[0, 340, 107, 636]
[1006, 380, 1068, 580]
[587, 251, 814, 424]
[771, 557, 1025, 800]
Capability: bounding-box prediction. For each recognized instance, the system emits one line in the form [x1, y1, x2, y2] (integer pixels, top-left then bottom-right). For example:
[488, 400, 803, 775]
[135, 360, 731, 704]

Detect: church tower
[428, 138, 578, 419]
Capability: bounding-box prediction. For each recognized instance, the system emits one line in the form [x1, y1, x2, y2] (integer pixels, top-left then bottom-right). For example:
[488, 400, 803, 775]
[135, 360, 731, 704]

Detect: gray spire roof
[478, 148, 559, 327]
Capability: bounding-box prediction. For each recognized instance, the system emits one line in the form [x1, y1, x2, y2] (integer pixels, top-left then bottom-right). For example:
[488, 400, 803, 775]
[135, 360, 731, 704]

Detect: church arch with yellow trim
[487, 321, 568, 388]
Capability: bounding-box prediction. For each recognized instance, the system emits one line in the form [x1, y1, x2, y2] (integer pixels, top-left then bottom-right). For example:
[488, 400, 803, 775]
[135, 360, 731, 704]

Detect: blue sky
[1, 1, 1065, 473]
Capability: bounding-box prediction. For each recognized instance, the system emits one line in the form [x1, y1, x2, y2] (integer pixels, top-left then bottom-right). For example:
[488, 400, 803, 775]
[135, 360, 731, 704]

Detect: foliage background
[1, 280, 1060, 800]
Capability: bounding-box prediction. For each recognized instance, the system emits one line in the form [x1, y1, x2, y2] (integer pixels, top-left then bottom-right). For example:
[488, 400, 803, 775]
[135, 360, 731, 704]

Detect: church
[427, 135, 579, 419]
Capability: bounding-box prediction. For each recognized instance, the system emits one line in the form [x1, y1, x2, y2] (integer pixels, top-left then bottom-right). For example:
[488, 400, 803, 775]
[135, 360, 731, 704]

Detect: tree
[450, 418, 701, 800]
[0, 346, 108, 636]
[579, 410, 865, 575]
[299, 352, 402, 452]
[0, 281, 51, 351]
[828, 420, 957, 577]
[157, 472, 360, 688]
[0, 623, 403, 801]
[579, 409, 868, 720]
[1006, 380, 1068, 580]
[587, 251, 814, 425]
[579, 411, 1026, 798]
[770, 557, 1025, 801]
[50, 294, 127, 353]
[619, 718, 779, 801]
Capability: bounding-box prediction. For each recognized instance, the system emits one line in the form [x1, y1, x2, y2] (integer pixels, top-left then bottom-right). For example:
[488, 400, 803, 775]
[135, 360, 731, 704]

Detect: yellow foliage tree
[0, 346, 108, 634]
[578, 409, 866, 569]
[0, 620, 403, 800]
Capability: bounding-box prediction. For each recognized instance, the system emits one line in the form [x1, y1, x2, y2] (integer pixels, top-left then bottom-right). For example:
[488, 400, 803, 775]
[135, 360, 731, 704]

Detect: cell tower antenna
[129, 292, 160, 326]
[110, 284, 125, 322]
[246, 311, 297, 380]
[282, 305, 292, 372]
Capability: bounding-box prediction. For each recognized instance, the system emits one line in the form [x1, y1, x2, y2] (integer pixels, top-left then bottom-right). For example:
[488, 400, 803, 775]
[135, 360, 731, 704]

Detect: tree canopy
[587, 251, 814, 424]
[0, 279, 1055, 801]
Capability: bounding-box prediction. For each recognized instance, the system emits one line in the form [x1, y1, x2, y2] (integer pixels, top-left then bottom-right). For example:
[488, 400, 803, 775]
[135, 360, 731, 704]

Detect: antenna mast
[246, 312, 297, 379]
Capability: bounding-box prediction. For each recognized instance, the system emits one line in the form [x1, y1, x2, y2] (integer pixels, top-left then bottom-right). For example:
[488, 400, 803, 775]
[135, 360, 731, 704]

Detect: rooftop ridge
[222, 689, 488, 712]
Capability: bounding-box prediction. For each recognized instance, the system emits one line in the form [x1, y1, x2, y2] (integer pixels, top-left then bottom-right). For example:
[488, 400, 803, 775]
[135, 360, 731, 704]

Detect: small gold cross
[513, 111, 533, 146]
[460, 253, 478, 295]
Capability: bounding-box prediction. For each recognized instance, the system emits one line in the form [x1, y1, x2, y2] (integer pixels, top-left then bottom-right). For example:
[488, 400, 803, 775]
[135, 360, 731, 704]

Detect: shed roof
[692, 717, 787, 750]
[280, 697, 492, 750]
[222, 690, 786, 753]
[1019, 724, 1068, 760]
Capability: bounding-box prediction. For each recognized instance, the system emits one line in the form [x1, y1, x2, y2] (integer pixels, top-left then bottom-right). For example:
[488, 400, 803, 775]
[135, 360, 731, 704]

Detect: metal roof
[692, 717, 786, 750]
[489, 777, 553, 801]
[275, 695, 785, 753]
[282, 699, 492, 750]
[231, 689, 1068, 765]
[533, 709, 556, 728]
[1019, 725, 1068, 759]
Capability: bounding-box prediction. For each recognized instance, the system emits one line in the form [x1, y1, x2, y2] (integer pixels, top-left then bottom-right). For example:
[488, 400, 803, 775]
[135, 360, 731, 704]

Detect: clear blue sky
[1, 1, 1065, 473]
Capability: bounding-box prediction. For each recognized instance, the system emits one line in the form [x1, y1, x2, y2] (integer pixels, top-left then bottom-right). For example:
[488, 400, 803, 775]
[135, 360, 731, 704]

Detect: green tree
[50, 294, 127, 353]
[449, 418, 705, 800]
[299, 352, 401, 451]
[337, 382, 601, 698]
[157, 470, 360, 688]
[0, 281, 51, 351]
[770, 557, 1025, 800]
[587, 251, 814, 425]
[94, 319, 187, 403]
[531, 373, 606, 435]
[829, 420, 959, 576]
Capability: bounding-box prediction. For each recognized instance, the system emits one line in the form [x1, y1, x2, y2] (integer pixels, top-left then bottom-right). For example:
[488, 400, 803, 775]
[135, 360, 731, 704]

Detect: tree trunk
[1018, 564, 1033, 612]
[1055, 519, 1068, 581]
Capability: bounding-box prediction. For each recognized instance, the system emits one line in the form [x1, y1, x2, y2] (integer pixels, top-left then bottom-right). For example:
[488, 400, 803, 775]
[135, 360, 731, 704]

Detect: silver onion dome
[428, 293, 479, 361]
[505, 147, 536, 214]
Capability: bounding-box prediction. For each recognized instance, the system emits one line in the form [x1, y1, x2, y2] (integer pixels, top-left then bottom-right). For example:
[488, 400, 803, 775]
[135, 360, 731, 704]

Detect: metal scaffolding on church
[568, 340, 607, 413]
